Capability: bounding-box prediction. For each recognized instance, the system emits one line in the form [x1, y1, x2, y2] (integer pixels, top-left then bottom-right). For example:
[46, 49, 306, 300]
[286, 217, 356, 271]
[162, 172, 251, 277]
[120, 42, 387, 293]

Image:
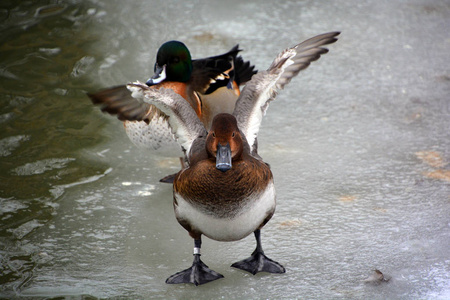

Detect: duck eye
[212, 132, 216, 138]
[232, 132, 235, 138]
[171, 57, 180, 64]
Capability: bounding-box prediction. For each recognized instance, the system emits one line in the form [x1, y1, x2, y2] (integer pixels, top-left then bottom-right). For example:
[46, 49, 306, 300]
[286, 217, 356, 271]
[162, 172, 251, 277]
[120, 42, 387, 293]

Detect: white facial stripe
[148, 65, 167, 84]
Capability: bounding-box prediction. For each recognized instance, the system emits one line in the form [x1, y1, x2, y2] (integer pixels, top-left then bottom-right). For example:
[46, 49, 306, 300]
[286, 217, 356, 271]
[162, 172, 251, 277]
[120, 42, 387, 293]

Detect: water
[1, 0, 449, 299]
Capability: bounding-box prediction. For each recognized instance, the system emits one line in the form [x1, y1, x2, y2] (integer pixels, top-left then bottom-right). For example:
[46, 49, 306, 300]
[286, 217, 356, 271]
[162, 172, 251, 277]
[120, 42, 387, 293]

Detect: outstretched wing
[88, 85, 165, 124]
[233, 32, 340, 152]
[127, 81, 207, 155]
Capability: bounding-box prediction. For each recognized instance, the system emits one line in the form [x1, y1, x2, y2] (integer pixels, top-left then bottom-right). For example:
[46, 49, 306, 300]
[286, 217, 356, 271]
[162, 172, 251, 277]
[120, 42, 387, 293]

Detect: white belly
[174, 181, 276, 241]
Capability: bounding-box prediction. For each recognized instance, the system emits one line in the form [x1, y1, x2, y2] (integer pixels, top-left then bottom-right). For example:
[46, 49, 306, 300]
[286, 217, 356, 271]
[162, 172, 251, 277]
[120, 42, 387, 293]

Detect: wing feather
[88, 85, 165, 123]
[234, 32, 340, 152]
[126, 81, 207, 154]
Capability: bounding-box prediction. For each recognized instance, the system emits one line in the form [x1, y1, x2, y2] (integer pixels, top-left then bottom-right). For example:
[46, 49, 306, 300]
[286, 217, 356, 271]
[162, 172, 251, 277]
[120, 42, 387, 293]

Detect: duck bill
[216, 143, 232, 172]
[146, 64, 167, 85]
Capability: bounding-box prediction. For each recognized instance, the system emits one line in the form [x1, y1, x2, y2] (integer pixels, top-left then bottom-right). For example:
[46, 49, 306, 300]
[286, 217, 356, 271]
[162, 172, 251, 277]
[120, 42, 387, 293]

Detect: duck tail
[234, 56, 257, 85]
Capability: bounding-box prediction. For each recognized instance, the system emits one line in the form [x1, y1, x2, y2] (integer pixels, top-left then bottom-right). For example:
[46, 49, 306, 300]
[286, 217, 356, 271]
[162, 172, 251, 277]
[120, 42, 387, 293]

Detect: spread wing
[88, 85, 166, 124]
[233, 32, 340, 152]
[126, 81, 207, 155]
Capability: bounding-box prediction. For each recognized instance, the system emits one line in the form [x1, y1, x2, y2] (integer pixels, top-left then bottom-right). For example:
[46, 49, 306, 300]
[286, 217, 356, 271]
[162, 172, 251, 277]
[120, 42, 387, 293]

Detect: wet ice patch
[35, 3, 67, 18]
[12, 158, 75, 176]
[0, 67, 19, 80]
[75, 194, 106, 215]
[96, 148, 110, 157]
[75, 194, 102, 205]
[71, 56, 95, 78]
[0, 198, 28, 214]
[0, 135, 30, 157]
[53, 88, 68, 96]
[0, 112, 14, 123]
[49, 168, 112, 199]
[86, 231, 113, 240]
[39, 47, 61, 56]
[137, 187, 154, 197]
[8, 220, 44, 240]
[122, 181, 141, 186]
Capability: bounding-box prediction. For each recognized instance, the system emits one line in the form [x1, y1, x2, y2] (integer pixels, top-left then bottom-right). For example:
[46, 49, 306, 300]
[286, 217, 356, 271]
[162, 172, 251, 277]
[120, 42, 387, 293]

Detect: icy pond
[1, 0, 449, 299]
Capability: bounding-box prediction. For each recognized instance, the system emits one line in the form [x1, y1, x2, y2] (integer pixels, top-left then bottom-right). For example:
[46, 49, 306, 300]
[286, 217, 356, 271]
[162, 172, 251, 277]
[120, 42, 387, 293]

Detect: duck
[88, 41, 257, 157]
[89, 33, 338, 165]
[125, 31, 340, 285]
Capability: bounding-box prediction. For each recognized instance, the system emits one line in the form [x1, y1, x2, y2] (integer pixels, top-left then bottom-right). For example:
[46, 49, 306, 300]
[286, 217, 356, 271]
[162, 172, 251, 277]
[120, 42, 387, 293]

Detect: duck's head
[206, 113, 244, 172]
[146, 41, 193, 86]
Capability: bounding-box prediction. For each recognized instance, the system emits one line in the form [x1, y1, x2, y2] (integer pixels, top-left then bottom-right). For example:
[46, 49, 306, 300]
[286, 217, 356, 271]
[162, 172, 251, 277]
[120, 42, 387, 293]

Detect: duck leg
[231, 229, 285, 275]
[166, 238, 224, 285]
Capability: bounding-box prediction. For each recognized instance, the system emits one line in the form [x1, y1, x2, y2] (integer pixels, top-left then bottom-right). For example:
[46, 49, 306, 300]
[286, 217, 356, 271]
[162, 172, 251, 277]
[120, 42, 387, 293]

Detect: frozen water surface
[1, 0, 449, 299]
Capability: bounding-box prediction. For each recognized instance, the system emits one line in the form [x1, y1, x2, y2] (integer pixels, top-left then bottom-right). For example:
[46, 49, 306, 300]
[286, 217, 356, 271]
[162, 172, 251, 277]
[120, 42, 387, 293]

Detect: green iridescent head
[146, 41, 193, 85]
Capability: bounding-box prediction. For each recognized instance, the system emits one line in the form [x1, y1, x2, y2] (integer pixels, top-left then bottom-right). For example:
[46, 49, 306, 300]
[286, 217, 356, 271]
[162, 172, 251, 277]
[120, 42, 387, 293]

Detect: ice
[0, 0, 449, 299]
[0, 135, 30, 157]
[0, 198, 28, 214]
[8, 220, 44, 240]
[70, 56, 96, 78]
[11, 158, 76, 176]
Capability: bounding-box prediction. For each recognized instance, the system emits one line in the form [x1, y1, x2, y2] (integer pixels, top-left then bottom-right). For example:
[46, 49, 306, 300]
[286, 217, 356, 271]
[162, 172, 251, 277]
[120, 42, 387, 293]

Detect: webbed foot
[231, 229, 285, 275]
[231, 250, 285, 275]
[166, 254, 224, 286]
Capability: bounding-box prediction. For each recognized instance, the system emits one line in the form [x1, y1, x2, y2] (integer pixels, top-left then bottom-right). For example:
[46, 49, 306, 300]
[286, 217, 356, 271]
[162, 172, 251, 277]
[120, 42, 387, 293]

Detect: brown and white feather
[233, 31, 340, 152]
[126, 81, 207, 155]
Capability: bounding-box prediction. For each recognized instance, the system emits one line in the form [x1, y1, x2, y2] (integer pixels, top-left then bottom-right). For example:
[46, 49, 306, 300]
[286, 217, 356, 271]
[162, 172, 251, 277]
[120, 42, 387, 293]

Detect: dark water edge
[0, 1, 109, 296]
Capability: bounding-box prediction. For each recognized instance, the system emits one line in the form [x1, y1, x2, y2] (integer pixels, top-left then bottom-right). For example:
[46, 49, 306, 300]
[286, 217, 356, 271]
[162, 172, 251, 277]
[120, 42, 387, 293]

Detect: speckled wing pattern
[123, 117, 181, 156]
[127, 81, 207, 155]
[88, 85, 180, 154]
[233, 32, 340, 152]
